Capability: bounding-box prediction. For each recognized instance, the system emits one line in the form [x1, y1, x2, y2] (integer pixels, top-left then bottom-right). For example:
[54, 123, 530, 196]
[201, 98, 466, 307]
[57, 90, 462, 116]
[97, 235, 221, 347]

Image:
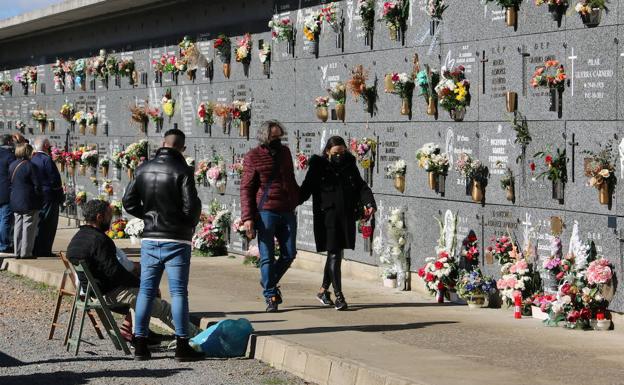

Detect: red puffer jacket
[240, 144, 299, 222]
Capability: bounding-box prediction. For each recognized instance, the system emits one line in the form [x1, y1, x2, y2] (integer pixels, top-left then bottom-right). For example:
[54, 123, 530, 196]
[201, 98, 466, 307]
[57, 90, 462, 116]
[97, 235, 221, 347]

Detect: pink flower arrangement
[586, 258, 613, 285]
[295, 152, 308, 170]
[509, 259, 529, 275]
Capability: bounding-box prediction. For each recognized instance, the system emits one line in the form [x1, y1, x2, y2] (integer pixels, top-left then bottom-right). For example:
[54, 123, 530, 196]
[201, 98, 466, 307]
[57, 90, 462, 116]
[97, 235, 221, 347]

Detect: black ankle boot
[133, 336, 151, 361]
[174, 336, 204, 362]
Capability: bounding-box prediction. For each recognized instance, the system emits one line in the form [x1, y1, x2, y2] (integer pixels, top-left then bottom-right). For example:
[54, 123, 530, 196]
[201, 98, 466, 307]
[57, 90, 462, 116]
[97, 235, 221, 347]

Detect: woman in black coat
[299, 136, 376, 310]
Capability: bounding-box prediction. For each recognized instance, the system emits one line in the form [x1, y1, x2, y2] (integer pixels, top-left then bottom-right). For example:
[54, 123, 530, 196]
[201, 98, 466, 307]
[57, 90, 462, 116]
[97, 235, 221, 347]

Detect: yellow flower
[106, 230, 114, 238]
[454, 83, 467, 102]
[361, 159, 371, 169]
[117, 231, 125, 238]
[163, 101, 174, 117]
[303, 26, 315, 42]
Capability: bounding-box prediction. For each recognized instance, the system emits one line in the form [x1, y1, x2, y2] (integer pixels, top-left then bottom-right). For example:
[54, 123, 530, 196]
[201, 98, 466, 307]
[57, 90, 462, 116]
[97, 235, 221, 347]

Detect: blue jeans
[135, 240, 192, 338]
[0, 203, 12, 252]
[257, 211, 297, 299]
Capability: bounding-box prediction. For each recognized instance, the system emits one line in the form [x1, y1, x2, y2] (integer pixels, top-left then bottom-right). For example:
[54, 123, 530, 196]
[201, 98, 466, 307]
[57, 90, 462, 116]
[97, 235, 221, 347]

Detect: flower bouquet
[101, 179, 113, 197]
[52, 59, 65, 91]
[232, 217, 249, 250]
[192, 200, 231, 256]
[328, 82, 346, 121]
[64, 150, 81, 176]
[51, 147, 65, 171]
[130, 105, 149, 133]
[145, 106, 163, 133]
[532, 147, 567, 200]
[416, 67, 440, 116]
[459, 232, 480, 271]
[295, 152, 309, 171]
[386, 159, 407, 193]
[378, 208, 409, 289]
[117, 58, 136, 85]
[231, 100, 251, 137]
[195, 159, 211, 186]
[484, 0, 523, 27]
[73, 59, 87, 90]
[379, 0, 409, 42]
[314, 96, 330, 122]
[347, 65, 376, 116]
[426, 0, 448, 35]
[111, 150, 124, 177]
[259, 43, 271, 76]
[582, 141, 615, 205]
[81, 149, 99, 175]
[16, 67, 37, 94]
[350, 137, 377, 185]
[214, 103, 231, 132]
[236, 33, 252, 76]
[31, 109, 47, 132]
[497, 257, 539, 310]
[162, 88, 175, 122]
[531, 59, 566, 116]
[435, 66, 470, 121]
[227, 157, 243, 179]
[389, 72, 415, 116]
[214, 34, 232, 78]
[455, 152, 487, 202]
[60, 102, 75, 124]
[416, 143, 449, 192]
[75, 191, 87, 206]
[207, 158, 227, 194]
[72, 110, 87, 135]
[197, 102, 214, 134]
[0, 80, 12, 96]
[122, 140, 148, 179]
[269, 16, 294, 55]
[535, 0, 568, 21]
[125, 218, 144, 243]
[178, 36, 200, 81]
[358, 0, 375, 47]
[110, 200, 123, 218]
[244, 245, 262, 267]
[457, 270, 496, 308]
[99, 157, 110, 177]
[107, 218, 128, 239]
[303, 11, 322, 43]
[87, 50, 108, 83]
[488, 235, 516, 265]
[575, 0, 606, 27]
[86, 110, 97, 135]
[418, 250, 459, 301]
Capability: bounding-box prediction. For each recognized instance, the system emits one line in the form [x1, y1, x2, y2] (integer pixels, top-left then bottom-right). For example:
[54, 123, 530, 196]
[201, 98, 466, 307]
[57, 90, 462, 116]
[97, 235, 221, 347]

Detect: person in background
[31, 136, 63, 258]
[8, 143, 42, 259]
[240, 120, 299, 313]
[299, 136, 376, 311]
[123, 128, 203, 361]
[0, 135, 15, 254]
[12, 132, 27, 145]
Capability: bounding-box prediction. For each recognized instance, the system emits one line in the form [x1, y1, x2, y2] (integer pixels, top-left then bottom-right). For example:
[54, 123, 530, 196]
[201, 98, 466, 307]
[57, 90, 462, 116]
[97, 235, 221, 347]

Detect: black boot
[334, 292, 348, 311]
[174, 336, 204, 362]
[133, 336, 151, 361]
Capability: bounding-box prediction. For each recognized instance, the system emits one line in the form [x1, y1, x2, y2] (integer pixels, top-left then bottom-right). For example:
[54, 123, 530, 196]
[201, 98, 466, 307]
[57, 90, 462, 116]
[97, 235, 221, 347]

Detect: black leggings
[321, 249, 343, 294]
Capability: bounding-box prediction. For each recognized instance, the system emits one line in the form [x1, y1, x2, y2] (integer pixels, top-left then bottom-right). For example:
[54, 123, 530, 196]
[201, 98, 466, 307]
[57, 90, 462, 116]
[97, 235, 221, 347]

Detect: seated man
[67, 199, 200, 358]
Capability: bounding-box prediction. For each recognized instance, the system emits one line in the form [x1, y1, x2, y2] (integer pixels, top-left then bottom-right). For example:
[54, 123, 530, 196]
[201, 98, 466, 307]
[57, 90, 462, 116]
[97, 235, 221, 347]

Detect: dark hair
[82, 199, 110, 223]
[0, 134, 12, 146]
[323, 136, 347, 156]
[164, 128, 185, 148]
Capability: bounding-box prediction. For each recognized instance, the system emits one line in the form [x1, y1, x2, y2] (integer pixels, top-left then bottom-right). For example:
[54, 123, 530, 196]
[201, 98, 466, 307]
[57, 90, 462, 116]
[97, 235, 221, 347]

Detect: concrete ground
[3, 226, 624, 385]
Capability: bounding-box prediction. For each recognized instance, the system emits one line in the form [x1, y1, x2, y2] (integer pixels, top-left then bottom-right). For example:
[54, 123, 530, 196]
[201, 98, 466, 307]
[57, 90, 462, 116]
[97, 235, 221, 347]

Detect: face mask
[330, 153, 345, 165]
[268, 139, 281, 150]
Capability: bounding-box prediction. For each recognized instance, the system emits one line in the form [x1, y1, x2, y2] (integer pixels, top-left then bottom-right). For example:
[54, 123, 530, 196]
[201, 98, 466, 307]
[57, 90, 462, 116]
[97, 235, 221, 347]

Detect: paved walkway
[3, 227, 624, 385]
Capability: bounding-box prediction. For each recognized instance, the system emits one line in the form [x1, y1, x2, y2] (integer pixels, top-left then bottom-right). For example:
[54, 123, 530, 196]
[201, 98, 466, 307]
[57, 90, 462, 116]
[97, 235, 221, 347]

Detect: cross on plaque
[568, 133, 579, 183]
[567, 47, 577, 97]
[517, 45, 530, 97]
[480, 50, 488, 95]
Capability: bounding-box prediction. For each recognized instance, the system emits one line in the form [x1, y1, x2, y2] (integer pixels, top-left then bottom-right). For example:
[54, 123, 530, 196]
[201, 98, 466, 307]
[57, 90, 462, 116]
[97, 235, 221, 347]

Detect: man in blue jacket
[0, 135, 15, 253]
[31, 136, 63, 258]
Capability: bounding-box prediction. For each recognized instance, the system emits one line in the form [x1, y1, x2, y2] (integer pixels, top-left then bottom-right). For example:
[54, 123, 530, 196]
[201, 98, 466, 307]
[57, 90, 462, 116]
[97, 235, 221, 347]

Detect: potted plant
[125, 218, 144, 245]
[532, 147, 567, 201]
[231, 100, 252, 137]
[436, 65, 471, 121]
[575, 0, 606, 27]
[386, 159, 407, 193]
[379, 0, 409, 43]
[346, 65, 376, 117]
[314, 96, 329, 122]
[214, 34, 232, 78]
[235, 33, 253, 77]
[197, 102, 214, 135]
[389, 72, 415, 116]
[358, 0, 375, 47]
[192, 201, 231, 256]
[268, 16, 295, 55]
[328, 82, 346, 122]
[418, 250, 459, 303]
[530, 59, 566, 118]
[416, 67, 440, 116]
[426, 0, 449, 35]
[457, 270, 497, 309]
[484, 0, 523, 27]
[583, 141, 616, 206]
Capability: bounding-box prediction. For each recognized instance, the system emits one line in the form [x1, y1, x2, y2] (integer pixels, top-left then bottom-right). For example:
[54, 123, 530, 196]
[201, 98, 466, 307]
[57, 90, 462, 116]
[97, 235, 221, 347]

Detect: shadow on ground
[0, 368, 191, 385]
[256, 320, 457, 336]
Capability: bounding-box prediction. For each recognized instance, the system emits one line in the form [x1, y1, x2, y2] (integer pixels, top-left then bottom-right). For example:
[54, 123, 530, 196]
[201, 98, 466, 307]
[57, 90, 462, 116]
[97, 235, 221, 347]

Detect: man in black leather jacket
[123, 128, 203, 361]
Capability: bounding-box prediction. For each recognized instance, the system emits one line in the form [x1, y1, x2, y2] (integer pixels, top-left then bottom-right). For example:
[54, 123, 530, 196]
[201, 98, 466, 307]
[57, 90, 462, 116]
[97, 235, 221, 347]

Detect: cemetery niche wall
[2, 0, 624, 316]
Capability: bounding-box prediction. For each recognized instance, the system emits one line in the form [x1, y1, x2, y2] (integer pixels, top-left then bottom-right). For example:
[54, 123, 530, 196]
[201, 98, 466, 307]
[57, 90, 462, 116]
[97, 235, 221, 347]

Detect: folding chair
[48, 252, 104, 343]
[65, 261, 131, 355]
